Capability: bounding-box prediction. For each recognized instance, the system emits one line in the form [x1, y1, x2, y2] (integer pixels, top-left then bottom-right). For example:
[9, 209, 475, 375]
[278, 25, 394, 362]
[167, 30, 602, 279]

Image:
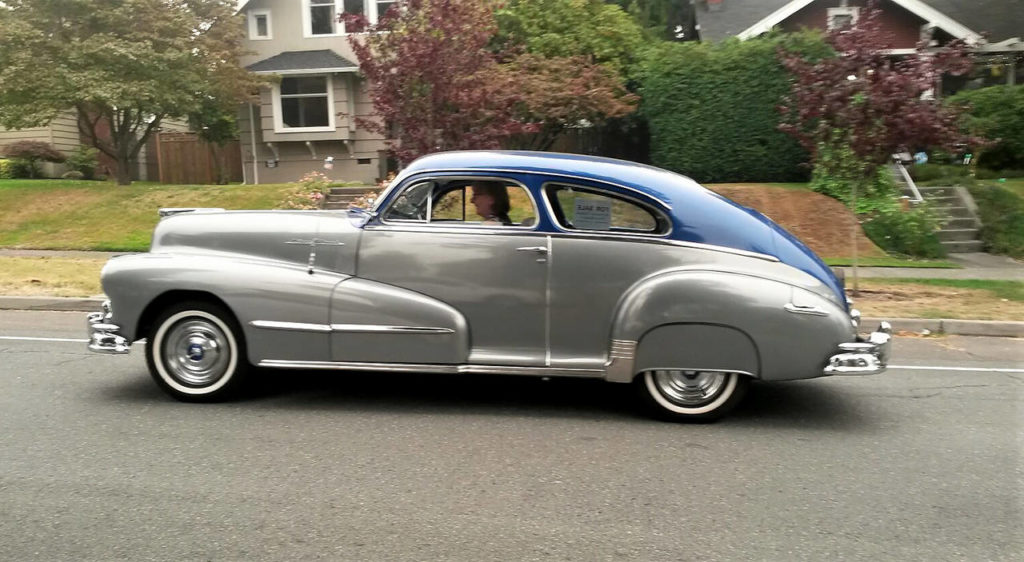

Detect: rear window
[544, 183, 667, 235]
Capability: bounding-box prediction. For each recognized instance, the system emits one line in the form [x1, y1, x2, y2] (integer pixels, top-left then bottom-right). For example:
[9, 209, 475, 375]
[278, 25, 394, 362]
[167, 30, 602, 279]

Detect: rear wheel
[635, 370, 749, 422]
[145, 301, 249, 402]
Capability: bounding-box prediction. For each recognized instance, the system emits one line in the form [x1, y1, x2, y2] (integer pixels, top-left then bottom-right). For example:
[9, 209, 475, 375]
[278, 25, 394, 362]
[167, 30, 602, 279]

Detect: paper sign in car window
[573, 197, 612, 230]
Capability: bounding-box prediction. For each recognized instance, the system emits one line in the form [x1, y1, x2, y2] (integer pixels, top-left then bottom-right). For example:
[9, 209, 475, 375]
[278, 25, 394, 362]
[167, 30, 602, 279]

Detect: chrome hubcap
[163, 319, 230, 387]
[651, 370, 729, 407]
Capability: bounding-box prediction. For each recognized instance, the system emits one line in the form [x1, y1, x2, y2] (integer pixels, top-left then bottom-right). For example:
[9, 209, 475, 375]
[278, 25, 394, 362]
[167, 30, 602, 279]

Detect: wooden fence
[156, 132, 243, 184]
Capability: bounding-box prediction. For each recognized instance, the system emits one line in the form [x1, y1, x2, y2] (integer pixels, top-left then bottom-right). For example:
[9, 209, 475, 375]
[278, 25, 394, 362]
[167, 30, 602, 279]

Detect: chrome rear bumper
[824, 321, 892, 376]
[87, 301, 131, 354]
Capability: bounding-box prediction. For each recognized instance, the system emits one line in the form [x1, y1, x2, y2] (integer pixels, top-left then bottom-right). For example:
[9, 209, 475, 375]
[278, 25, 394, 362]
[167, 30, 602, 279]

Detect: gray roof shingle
[246, 50, 359, 73]
[694, 0, 1022, 43]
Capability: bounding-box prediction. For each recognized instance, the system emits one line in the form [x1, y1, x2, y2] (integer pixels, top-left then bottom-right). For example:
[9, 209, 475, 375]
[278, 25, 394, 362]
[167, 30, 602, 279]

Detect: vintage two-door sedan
[87, 151, 890, 421]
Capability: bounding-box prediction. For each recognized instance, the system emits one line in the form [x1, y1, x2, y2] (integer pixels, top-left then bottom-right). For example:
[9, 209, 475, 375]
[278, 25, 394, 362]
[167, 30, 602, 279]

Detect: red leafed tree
[487, 54, 638, 151]
[344, 0, 636, 164]
[777, 1, 974, 176]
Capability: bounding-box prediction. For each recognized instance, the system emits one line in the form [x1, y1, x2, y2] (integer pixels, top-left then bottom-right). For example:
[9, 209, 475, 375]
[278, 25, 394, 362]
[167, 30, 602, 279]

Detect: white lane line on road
[0, 336, 88, 343]
[889, 365, 1024, 373]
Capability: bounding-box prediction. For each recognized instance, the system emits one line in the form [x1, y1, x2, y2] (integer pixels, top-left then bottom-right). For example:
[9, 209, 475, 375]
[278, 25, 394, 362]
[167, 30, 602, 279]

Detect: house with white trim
[237, 0, 396, 185]
[693, 0, 1023, 91]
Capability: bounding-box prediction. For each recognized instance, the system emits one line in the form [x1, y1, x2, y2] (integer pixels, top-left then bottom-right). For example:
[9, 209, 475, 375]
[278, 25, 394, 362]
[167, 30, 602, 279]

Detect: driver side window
[382, 181, 432, 222]
[383, 178, 538, 228]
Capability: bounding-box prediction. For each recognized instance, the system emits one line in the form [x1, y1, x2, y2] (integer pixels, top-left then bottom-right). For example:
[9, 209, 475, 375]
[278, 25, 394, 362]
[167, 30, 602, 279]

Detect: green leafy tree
[495, 0, 644, 78]
[0, 0, 261, 185]
[947, 85, 1024, 171]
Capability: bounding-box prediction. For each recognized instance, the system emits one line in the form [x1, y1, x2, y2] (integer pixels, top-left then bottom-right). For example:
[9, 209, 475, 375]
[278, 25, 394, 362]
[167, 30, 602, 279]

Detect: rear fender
[607, 269, 853, 382]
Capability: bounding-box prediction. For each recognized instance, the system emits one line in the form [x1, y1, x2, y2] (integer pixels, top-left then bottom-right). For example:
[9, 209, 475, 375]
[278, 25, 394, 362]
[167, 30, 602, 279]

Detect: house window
[827, 7, 860, 31]
[249, 9, 272, 40]
[375, 0, 398, 20]
[276, 76, 334, 132]
[305, 0, 394, 36]
[309, 0, 338, 35]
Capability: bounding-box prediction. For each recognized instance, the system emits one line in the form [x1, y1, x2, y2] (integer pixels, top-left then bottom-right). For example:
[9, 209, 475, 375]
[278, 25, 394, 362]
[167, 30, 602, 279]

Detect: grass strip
[823, 257, 961, 268]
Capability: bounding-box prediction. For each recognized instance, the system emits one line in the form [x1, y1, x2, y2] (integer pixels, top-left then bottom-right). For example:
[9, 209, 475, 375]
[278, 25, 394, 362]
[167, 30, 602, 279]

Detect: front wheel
[145, 302, 249, 402]
[635, 370, 750, 422]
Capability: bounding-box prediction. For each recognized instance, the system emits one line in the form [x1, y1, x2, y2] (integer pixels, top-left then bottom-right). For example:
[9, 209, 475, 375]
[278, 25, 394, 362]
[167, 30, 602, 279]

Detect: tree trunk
[114, 150, 132, 185]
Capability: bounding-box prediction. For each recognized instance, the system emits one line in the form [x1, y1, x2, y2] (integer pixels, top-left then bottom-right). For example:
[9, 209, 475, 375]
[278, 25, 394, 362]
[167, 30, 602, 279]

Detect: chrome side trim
[329, 324, 455, 334]
[250, 321, 454, 335]
[605, 339, 637, 383]
[250, 320, 332, 333]
[258, 360, 605, 378]
[784, 303, 830, 317]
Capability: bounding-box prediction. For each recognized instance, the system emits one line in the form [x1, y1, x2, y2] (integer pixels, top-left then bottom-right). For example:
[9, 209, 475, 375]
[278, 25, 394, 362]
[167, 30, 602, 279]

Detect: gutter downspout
[248, 102, 260, 185]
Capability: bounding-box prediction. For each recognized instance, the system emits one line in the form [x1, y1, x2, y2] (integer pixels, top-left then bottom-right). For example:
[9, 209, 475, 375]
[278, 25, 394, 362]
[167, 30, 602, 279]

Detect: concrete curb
[0, 296, 105, 312]
[1, 297, 1019, 337]
[862, 317, 1024, 338]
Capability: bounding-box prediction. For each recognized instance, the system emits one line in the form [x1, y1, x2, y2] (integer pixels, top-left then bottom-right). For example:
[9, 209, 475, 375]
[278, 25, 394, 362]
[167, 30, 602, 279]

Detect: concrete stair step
[917, 186, 957, 197]
[941, 240, 985, 253]
[931, 206, 974, 218]
[939, 217, 979, 229]
[937, 228, 980, 242]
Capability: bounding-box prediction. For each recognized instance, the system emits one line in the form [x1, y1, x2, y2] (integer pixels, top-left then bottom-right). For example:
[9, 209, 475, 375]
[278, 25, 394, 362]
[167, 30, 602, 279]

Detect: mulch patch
[710, 185, 886, 259]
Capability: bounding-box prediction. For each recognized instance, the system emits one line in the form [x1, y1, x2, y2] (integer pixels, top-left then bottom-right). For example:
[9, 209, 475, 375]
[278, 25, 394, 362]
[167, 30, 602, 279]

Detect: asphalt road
[1, 311, 1021, 561]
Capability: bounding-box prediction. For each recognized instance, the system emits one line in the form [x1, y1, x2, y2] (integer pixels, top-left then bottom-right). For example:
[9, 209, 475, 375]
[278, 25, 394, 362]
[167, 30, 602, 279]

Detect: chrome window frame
[540, 180, 673, 239]
[371, 168, 673, 215]
[377, 175, 541, 232]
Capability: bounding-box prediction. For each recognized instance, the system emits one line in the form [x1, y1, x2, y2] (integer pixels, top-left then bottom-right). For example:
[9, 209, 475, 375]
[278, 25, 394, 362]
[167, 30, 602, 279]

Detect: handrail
[892, 157, 924, 204]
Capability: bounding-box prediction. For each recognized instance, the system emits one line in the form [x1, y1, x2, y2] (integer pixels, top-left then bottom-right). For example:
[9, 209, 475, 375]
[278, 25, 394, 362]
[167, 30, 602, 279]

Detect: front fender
[609, 269, 854, 382]
[101, 253, 347, 363]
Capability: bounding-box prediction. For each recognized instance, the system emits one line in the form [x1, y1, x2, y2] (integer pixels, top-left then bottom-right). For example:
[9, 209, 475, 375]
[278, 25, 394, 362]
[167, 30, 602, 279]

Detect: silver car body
[89, 151, 890, 384]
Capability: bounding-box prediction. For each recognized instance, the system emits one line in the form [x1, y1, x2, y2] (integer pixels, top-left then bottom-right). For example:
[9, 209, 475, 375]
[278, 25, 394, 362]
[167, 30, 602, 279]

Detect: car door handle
[515, 246, 549, 254]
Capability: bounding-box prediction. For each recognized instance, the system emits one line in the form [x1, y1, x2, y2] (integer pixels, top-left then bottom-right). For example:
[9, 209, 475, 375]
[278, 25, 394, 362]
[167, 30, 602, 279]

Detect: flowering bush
[277, 172, 329, 210]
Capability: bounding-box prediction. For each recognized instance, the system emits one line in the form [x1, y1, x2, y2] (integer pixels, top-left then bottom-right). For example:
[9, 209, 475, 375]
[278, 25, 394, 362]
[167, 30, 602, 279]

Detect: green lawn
[983, 178, 1024, 198]
[0, 179, 300, 251]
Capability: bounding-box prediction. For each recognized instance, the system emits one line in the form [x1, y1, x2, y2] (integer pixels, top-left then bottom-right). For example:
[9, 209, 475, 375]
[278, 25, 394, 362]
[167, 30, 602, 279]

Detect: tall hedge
[640, 33, 830, 182]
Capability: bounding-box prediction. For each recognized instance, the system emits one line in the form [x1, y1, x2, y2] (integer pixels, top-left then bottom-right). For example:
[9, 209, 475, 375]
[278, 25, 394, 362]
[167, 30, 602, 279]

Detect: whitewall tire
[635, 370, 750, 422]
[145, 302, 249, 402]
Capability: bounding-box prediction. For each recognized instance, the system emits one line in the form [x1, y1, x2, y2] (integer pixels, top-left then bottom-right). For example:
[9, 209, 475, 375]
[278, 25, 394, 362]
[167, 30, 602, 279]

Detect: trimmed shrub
[0, 158, 12, 179]
[640, 32, 831, 182]
[4, 158, 35, 179]
[909, 163, 970, 183]
[0, 140, 66, 178]
[61, 170, 85, 180]
[968, 183, 1024, 258]
[861, 201, 947, 259]
[65, 145, 100, 179]
[947, 85, 1024, 171]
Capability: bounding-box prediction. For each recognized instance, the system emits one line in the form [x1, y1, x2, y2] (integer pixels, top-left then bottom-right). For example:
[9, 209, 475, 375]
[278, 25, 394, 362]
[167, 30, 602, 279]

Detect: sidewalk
[835, 253, 1024, 281]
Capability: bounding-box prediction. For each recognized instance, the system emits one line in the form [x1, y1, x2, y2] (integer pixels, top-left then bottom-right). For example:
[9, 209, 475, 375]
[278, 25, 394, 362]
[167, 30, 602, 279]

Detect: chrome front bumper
[87, 301, 131, 354]
[824, 321, 892, 376]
